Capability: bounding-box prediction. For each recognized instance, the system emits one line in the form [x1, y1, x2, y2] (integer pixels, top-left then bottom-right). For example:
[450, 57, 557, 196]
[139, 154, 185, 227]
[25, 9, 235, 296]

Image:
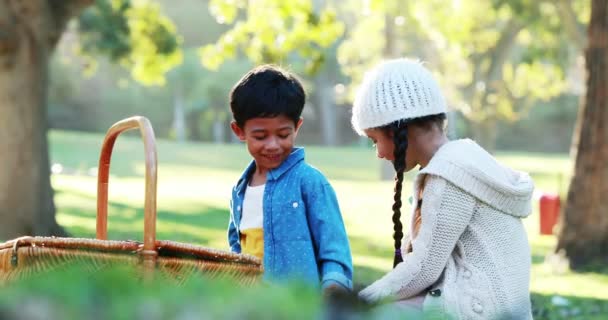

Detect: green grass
[0, 264, 325, 320]
[19, 129, 606, 318]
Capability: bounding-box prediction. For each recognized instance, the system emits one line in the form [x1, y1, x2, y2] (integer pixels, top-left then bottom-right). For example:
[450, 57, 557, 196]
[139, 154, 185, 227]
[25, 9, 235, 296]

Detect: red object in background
[540, 194, 561, 235]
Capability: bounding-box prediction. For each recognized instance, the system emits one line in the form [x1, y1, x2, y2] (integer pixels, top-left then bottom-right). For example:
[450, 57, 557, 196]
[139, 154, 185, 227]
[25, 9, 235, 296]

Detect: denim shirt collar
[234, 147, 305, 196]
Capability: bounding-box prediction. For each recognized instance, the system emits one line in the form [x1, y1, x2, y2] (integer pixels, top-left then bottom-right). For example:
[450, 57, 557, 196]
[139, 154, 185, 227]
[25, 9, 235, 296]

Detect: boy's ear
[230, 121, 246, 141]
[295, 118, 304, 132]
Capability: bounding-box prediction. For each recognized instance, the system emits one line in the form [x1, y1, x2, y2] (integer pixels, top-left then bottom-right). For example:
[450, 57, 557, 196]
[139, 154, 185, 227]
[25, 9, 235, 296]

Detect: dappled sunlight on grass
[527, 234, 608, 301]
[348, 233, 392, 284]
[56, 214, 95, 237]
[532, 263, 608, 300]
[53, 173, 232, 246]
[333, 179, 412, 240]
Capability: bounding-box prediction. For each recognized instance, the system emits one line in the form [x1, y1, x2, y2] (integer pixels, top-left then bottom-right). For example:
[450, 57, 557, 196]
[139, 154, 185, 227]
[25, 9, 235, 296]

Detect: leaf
[77, 0, 183, 86]
[198, 0, 344, 75]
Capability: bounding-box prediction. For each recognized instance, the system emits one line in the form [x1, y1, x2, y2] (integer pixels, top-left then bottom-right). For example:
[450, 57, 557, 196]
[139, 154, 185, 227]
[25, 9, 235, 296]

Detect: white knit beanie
[351, 58, 448, 135]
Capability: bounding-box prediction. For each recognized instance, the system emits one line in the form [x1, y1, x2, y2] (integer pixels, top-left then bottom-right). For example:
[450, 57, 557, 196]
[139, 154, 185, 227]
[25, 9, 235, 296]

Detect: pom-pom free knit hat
[351, 58, 448, 135]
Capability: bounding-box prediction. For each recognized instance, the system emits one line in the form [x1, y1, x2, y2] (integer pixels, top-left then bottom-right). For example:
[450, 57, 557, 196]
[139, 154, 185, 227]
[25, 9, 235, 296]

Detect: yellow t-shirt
[240, 228, 264, 259]
[240, 184, 265, 259]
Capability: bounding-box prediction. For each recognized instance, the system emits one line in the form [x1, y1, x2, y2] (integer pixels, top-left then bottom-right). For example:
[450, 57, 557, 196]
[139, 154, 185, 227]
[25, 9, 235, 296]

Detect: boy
[227, 65, 353, 291]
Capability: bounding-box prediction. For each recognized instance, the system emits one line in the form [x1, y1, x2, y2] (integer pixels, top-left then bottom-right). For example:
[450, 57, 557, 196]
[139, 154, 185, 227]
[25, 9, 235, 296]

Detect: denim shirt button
[292, 202, 299, 208]
[237, 205, 241, 211]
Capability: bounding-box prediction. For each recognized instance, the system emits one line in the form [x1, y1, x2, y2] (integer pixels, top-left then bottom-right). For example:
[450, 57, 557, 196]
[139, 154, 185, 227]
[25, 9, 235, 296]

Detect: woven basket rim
[0, 237, 261, 266]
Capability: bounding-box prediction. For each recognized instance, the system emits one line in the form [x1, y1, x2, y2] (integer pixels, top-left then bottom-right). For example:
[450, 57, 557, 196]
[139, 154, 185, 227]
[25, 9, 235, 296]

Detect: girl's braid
[391, 121, 408, 268]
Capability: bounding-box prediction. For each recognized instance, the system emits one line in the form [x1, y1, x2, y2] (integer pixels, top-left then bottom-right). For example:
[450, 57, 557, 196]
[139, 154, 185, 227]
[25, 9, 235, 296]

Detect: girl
[351, 58, 534, 319]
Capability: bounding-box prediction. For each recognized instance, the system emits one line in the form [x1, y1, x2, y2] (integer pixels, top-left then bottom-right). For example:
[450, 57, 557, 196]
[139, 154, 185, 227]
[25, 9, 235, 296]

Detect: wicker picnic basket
[0, 116, 262, 285]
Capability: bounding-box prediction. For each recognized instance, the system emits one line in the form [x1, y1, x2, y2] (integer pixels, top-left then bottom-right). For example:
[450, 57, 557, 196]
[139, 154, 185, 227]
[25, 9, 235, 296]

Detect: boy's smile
[231, 115, 303, 175]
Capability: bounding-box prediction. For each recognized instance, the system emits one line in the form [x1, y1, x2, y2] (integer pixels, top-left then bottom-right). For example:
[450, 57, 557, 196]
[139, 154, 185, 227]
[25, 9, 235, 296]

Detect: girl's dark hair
[229, 65, 305, 128]
[382, 113, 447, 268]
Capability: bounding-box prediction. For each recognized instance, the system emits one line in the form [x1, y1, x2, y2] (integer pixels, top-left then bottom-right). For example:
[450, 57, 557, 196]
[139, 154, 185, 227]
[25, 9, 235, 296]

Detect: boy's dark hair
[229, 65, 305, 128]
[381, 113, 447, 268]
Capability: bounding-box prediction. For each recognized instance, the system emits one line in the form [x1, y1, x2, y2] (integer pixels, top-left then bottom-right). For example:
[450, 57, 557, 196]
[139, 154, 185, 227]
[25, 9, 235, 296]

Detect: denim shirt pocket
[271, 199, 310, 241]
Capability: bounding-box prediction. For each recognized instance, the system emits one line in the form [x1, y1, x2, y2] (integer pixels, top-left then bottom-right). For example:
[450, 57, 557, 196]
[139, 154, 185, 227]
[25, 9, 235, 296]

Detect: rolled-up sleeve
[303, 173, 353, 290]
[228, 199, 241, 253]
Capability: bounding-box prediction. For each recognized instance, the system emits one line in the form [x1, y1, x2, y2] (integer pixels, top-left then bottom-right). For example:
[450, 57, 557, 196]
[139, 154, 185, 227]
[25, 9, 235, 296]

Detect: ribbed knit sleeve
[359, 175, 476, 302]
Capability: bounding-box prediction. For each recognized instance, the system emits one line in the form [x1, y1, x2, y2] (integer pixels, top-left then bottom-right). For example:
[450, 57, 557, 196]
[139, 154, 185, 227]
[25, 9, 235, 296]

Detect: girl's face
[231, 115, 303, 174]
[364, 127, 420, 171]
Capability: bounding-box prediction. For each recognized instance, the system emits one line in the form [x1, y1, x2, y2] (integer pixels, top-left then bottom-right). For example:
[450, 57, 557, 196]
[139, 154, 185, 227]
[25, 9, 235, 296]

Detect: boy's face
[231, 115, 303, 173]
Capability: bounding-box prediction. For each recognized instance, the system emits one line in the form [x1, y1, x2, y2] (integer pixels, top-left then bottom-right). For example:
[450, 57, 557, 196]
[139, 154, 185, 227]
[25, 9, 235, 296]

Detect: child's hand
[358, 279, 393, 302]
[322, 282, 349, 297]
[323, 283, 375, 319]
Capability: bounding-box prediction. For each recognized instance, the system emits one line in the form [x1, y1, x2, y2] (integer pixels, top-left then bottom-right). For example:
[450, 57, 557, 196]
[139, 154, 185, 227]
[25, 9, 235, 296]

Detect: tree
[0, 0, 181, 240]
[166, 49, 204, 143]
[198, 0, 345, 146]
[199, 0, 343, 74]
[337, 0, 572, 151]
[0, 0, 344, 240]
[557, 0, 608, 270]
[0, 0, 94, 239]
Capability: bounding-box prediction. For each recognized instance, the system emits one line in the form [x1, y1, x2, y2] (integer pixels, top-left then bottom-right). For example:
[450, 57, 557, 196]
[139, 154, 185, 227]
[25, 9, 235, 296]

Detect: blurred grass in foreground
[0, 265, 322, 320]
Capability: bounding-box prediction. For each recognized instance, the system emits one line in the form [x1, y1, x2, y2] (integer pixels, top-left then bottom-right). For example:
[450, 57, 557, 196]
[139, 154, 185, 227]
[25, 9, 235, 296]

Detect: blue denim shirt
[228, 147, 353, 290]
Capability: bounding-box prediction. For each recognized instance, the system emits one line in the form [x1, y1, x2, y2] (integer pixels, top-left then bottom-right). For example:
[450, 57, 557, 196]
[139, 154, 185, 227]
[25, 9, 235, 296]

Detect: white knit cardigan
[359, 139, 535, 320]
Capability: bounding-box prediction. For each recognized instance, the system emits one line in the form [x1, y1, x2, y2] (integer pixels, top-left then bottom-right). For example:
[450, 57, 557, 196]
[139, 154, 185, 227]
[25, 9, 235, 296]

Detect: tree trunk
[0, 0, 92, 240]
[457, 20, 523, 153]
[554, 0, 587, 50]
[186, 109, 202, 141]
[311, 0, 338, 146]
[172, 81, 186, 142]
[212, 112, 226, 144]
[314, 70, 338, 146]
[556, 0, 608, 270]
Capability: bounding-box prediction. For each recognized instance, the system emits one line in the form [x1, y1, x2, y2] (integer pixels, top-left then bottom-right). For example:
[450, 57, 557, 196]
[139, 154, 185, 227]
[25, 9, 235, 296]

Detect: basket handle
[96, 116, 158, 266]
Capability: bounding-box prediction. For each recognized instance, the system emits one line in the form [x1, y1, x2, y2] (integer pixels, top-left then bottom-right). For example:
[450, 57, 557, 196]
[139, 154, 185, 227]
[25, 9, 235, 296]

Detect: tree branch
[554, 0, 586, 50]
[462, 53, 483, 102]
[47, 0, 95, 48]
[484, 19, 525, 84]
[476, 19, 524, 111]
[501, 80, 533, 120]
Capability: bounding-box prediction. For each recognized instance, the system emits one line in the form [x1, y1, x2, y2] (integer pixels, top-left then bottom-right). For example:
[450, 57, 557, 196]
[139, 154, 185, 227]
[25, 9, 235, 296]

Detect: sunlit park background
[1, 0, 607, 319]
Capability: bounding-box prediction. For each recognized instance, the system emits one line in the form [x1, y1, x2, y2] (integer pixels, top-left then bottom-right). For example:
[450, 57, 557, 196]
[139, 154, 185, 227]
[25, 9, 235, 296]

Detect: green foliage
[167, 49, 252, 110]
[495, 94, 578, 153]
[413, 1, 569, 123]
[78, 0, 183, 85]
[335, 1, 387, 100]
[78, 0, 131, 61]
[166, 48, 205, 99]
[335, 0, 587, 145]
[199, 0, 344, 75]
[165, 49, 255, 141]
